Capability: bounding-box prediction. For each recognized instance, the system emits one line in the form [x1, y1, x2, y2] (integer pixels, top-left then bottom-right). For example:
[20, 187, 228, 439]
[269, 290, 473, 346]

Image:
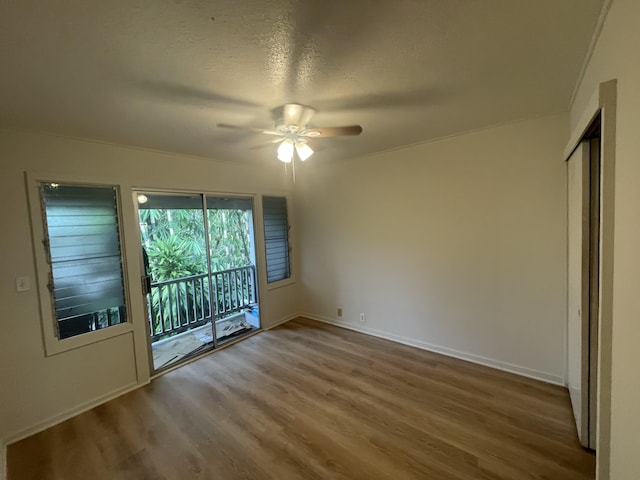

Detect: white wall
[571, 1, 640, 478]
[296, 114, 568, 383]
[0, 130, 299, 449]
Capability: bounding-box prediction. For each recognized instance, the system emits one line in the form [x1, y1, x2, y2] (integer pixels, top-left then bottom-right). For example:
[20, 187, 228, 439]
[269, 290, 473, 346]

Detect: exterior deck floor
[151, 315, 257, 370]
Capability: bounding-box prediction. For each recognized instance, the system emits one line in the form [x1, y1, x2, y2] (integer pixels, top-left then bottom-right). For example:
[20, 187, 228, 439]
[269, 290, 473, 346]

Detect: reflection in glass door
[137, 192, 260, 372]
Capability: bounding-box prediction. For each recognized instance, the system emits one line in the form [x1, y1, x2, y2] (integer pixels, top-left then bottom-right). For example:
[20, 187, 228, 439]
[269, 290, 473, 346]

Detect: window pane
[262, 196, 291, 283]
[41, 184, 127, 339]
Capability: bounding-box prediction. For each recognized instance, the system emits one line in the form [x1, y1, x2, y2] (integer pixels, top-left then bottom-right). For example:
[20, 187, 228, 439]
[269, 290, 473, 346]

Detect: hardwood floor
[8, 317, 595, 479]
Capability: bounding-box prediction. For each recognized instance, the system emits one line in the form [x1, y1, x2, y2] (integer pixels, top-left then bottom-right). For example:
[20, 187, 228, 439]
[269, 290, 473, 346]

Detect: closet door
[567, 140, 590, 447]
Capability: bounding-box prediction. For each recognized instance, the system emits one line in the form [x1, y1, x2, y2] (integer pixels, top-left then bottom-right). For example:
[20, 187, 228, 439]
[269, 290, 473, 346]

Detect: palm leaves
[147, 236, 205, 280]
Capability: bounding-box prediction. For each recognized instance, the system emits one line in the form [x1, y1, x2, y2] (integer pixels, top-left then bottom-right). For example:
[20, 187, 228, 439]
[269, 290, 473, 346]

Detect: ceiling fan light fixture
[277, 139, 294, 163]
[295, 140, 313, 161]
[216, 103, 362, 165]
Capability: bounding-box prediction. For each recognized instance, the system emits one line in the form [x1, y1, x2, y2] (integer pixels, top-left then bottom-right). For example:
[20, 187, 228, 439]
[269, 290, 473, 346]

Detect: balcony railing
[148, 265, 257, 342]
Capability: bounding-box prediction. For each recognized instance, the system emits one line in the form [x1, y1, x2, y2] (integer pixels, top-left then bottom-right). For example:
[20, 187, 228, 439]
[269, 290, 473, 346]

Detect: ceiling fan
[217, 103, 363, 163]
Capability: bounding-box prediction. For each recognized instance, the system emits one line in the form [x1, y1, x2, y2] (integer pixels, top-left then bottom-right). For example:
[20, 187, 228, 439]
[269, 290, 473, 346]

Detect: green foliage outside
[139, 208, 252, 281]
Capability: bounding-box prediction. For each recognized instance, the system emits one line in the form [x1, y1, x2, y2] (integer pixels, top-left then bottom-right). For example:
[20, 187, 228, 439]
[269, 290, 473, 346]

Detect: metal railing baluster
[213, 273, 219, 316]
[148, 266, 257, 342]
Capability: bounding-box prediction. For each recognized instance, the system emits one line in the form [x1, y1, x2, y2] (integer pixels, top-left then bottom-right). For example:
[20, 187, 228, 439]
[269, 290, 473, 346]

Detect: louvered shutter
[41, 184, 127, 339]
[262, 196, 291, 283]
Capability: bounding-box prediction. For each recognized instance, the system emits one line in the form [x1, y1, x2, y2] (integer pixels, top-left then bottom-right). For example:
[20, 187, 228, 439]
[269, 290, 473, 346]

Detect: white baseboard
[266, 312, 300, 330]
[3, 380, 146, 449]
[301, 313, 565, 386]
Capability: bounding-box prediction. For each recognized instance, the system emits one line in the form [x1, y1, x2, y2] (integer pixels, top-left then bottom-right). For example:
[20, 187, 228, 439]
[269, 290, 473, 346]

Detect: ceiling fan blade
[216, 123, 280, 135]
[305, 139, 326, 152]
[249, 138, 285, 150]
[304, 125, 363, 137]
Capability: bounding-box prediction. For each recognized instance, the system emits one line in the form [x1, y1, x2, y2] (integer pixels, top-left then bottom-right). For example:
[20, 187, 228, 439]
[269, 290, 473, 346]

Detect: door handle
[142, 275, 152, 295]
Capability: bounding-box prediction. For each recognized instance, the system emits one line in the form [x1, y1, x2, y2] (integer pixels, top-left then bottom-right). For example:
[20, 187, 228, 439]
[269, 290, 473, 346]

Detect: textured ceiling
[0, 0, 603, 164]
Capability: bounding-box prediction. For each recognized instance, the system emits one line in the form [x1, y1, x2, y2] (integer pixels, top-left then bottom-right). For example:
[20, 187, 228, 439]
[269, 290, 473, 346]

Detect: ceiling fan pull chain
[292, 155, 296, 184]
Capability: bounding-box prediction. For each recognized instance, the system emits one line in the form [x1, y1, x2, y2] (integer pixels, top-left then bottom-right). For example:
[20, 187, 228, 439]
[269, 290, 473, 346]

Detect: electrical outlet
[359, 313, 366, 323]
[337, 308, 343, 317]
[16, 276, 31, 292]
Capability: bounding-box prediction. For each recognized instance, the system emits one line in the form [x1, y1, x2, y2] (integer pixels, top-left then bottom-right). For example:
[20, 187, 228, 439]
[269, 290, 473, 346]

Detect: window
[40, 183, 127, 341]
[262, 196, 291, 283]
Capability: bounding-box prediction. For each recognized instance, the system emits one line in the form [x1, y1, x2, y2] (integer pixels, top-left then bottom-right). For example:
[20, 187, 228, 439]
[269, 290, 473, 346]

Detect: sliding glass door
[137, 192, 260, 372]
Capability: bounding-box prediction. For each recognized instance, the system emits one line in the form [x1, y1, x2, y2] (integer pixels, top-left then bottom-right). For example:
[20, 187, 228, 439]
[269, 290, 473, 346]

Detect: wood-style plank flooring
[8, 318, 595, 479]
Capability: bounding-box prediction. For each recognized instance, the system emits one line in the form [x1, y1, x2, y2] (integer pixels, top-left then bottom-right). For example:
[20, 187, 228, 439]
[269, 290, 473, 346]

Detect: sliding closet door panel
[567, 141, 590, 447]
[588, 136, 601, 450]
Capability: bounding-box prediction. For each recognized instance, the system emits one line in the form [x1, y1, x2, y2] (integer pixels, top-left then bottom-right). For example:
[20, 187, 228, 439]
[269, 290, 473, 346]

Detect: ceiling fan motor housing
[278, 103, 317, 130]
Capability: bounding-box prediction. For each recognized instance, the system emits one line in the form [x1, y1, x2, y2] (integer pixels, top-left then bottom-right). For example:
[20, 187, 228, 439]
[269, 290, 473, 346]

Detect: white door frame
[564, 79, 616, 479]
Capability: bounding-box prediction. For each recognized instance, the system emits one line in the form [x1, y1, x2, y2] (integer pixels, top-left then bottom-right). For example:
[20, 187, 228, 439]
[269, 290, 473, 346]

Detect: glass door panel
[138, 193, 213, 371]
[206, 196, 260, 345]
